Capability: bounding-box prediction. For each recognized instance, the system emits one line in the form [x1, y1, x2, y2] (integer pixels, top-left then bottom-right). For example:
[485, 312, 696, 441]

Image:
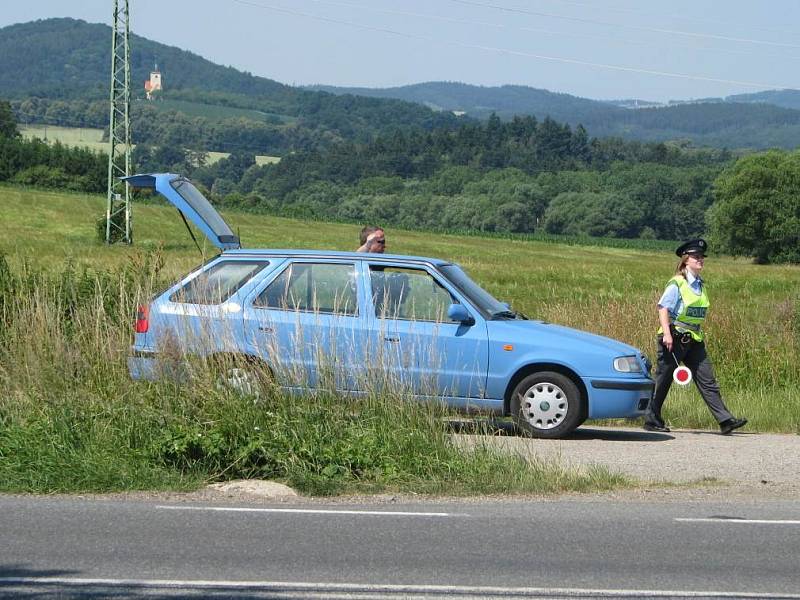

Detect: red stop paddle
[671, 352, 692, 386]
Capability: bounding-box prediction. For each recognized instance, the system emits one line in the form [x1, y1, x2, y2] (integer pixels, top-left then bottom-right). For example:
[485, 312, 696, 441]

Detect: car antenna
[176, 209, 204, 255]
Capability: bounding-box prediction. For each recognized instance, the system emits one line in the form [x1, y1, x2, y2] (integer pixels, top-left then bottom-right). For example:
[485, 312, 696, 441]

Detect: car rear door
[242, 259, 365, 391]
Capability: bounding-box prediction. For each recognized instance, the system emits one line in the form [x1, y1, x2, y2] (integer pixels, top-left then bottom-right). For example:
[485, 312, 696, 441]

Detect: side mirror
[447, 303, 475, 326]
[501, 302, 511, 310]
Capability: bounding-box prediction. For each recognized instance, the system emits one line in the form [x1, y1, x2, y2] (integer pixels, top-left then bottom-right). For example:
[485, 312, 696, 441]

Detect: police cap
[675, 238, 708, 257]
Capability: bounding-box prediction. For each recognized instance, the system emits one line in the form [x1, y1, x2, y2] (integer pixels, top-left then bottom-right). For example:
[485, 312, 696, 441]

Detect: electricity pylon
[105, 0, 132, 244]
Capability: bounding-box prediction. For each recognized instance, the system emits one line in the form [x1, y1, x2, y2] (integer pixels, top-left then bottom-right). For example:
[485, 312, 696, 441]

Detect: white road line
[2, 578, 799, 598]
[155, 505, 466, 517]
[676, 517, 800, 525]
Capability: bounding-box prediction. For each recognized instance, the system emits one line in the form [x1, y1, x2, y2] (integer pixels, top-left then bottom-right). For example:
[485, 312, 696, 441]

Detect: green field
[1, 183, 797, 495]
[1, 183, 797, 435]
[19, 124, 107, 153]
[147, 98, 296, 125]
[206, 151, 280, 166]
[18, 125, 280, 165]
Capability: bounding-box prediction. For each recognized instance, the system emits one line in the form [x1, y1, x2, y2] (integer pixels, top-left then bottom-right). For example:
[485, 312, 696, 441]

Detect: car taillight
[135, 305, 149, 333]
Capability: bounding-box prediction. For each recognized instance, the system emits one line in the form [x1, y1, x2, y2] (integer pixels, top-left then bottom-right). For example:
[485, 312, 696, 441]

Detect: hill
[308, 81, 800, 149]
[726, 89, 800, 111]
[308, 81, 623, 124]
[0, 18, 461, 153]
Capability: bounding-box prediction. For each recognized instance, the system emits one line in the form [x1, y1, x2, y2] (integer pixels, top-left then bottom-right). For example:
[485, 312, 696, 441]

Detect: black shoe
[720, 417, 748, 435]
[644, 422, 670, 433]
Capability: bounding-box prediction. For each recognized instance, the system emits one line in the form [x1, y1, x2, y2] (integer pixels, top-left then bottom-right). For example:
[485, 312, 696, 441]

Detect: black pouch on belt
[670, 326, 693, 345]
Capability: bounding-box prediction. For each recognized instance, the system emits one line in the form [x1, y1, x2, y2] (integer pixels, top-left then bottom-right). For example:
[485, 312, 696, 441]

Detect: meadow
[19, 124, 107, 153]
[0, 184, 797, 494]
[147, 98, 296, 125]
[18, 125, 280, 165]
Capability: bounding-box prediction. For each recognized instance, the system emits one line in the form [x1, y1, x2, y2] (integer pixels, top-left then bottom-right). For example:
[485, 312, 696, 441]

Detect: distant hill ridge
[0, 18, 292, 100]
[3, 18, 800, 149]
[308, 81, 800, 118]
[0, 18, 462, 153]
[306, 82, 800, 149]
[308, 81, 625, 123]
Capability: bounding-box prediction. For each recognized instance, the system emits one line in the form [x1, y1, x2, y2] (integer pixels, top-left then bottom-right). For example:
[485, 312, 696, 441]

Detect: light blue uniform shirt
[657, 271, 703, 319]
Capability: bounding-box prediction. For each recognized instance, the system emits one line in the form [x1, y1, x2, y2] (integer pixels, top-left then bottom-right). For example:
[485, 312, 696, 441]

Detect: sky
[3, 0, 800, 102]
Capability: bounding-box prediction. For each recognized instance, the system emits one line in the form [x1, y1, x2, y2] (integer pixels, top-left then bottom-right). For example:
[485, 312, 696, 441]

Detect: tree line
[175, 114, 729, 242]
[0, 100, 106, 192]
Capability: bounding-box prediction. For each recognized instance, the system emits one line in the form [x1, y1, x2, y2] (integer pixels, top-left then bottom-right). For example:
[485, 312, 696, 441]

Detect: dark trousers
[647, 333, 733, 426]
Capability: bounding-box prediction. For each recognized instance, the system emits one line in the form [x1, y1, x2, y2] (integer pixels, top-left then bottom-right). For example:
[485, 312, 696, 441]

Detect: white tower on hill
[145, 64, 162, 100]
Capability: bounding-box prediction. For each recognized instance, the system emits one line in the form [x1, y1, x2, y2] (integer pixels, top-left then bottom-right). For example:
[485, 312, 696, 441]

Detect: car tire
[510, 371, 584, 439]
[213, 355, 272, 400]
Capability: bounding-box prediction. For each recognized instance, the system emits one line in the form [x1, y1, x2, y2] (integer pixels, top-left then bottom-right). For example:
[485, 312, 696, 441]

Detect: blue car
[127, 173, 654, 439]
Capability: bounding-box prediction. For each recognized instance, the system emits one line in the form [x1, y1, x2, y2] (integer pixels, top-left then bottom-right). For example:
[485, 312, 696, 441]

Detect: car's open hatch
[122, 173, 240, 251]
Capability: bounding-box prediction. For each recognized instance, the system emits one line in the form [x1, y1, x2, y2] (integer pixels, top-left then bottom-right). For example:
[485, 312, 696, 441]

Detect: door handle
[384, 336, 400, 343]
[258, 326, 273, 333]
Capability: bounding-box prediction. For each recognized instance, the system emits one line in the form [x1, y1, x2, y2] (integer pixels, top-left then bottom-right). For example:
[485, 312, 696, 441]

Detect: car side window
[254, 262, 358, 316]
[369, 266, 457, 322]
[170, 260, 269, 305]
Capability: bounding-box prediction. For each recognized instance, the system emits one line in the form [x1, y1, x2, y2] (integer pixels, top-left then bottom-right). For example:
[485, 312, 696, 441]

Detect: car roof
[220, 248, 453, 267]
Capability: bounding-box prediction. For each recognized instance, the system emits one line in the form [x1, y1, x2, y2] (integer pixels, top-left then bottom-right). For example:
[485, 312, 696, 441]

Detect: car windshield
[439, 264, 510, 318]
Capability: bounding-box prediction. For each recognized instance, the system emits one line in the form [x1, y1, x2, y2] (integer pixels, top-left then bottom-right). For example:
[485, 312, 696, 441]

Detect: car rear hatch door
[122, 173, 240, 250]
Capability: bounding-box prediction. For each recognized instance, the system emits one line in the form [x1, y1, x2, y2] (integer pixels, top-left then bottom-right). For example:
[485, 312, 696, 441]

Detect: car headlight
[613, 355, 643, 373]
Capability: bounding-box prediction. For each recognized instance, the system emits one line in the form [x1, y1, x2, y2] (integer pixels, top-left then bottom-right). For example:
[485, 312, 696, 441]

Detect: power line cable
[297, 0, 800, 64]
[448, 0, 800, 50]
[228, 0, 798, 90]
[540, 0, 800, 42]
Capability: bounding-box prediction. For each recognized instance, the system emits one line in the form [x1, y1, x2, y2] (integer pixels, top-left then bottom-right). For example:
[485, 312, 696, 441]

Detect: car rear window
[170, 260, 269, 305]
[253, 262, 358, 316]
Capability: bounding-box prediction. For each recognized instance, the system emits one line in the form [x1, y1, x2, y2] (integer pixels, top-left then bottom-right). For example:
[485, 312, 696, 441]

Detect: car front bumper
[586, 377, 654, 419]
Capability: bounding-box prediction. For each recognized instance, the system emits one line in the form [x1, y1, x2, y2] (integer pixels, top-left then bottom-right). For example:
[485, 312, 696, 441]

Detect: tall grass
[0, 255, 628, 495]
[1, 186, 798, 438]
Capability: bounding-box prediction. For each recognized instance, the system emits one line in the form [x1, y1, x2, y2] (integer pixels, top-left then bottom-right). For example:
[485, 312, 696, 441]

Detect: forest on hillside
[2, 96, 729, 242]
[1, 18, 461, 155]
[3, 97, 798, 263]
[312, 83, 800, 149]
[10, 94, 462, 155]
[163, 114, 732, 242]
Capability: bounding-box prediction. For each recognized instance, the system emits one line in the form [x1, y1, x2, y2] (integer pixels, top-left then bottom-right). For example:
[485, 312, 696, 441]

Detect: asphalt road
[2, 494, 800, 599]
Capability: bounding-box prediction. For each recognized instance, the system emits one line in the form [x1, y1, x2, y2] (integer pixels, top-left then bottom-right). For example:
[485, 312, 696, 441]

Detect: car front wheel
[511, 371, 584, 439]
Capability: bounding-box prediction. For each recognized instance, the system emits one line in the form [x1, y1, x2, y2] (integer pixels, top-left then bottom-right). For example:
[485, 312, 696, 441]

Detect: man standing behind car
[357, 226, 386, 253]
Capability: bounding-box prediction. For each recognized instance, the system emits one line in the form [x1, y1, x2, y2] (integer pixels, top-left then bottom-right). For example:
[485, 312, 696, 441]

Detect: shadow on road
[0, 564, 77, 579]
[566, 427, 673, 442]
[0, 565, 299, 599]
[446, 418, 674, 442]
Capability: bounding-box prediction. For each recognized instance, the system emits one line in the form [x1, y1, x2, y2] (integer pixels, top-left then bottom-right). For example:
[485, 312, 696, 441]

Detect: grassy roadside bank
[0, 257, 629, 496]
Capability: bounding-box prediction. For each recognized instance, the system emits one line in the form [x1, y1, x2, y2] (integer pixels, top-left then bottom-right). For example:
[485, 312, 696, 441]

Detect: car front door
[365, 263, 489, 404]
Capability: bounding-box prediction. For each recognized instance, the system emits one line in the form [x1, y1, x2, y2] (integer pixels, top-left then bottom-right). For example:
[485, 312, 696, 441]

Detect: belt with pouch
[669, 325, 694, 345]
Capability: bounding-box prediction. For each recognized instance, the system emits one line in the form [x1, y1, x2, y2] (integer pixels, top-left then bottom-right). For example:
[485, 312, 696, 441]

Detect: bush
[12, 165, 81, 190]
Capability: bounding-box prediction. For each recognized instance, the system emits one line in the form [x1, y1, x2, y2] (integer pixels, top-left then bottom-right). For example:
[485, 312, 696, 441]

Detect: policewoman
[644, 239, 748, 435]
